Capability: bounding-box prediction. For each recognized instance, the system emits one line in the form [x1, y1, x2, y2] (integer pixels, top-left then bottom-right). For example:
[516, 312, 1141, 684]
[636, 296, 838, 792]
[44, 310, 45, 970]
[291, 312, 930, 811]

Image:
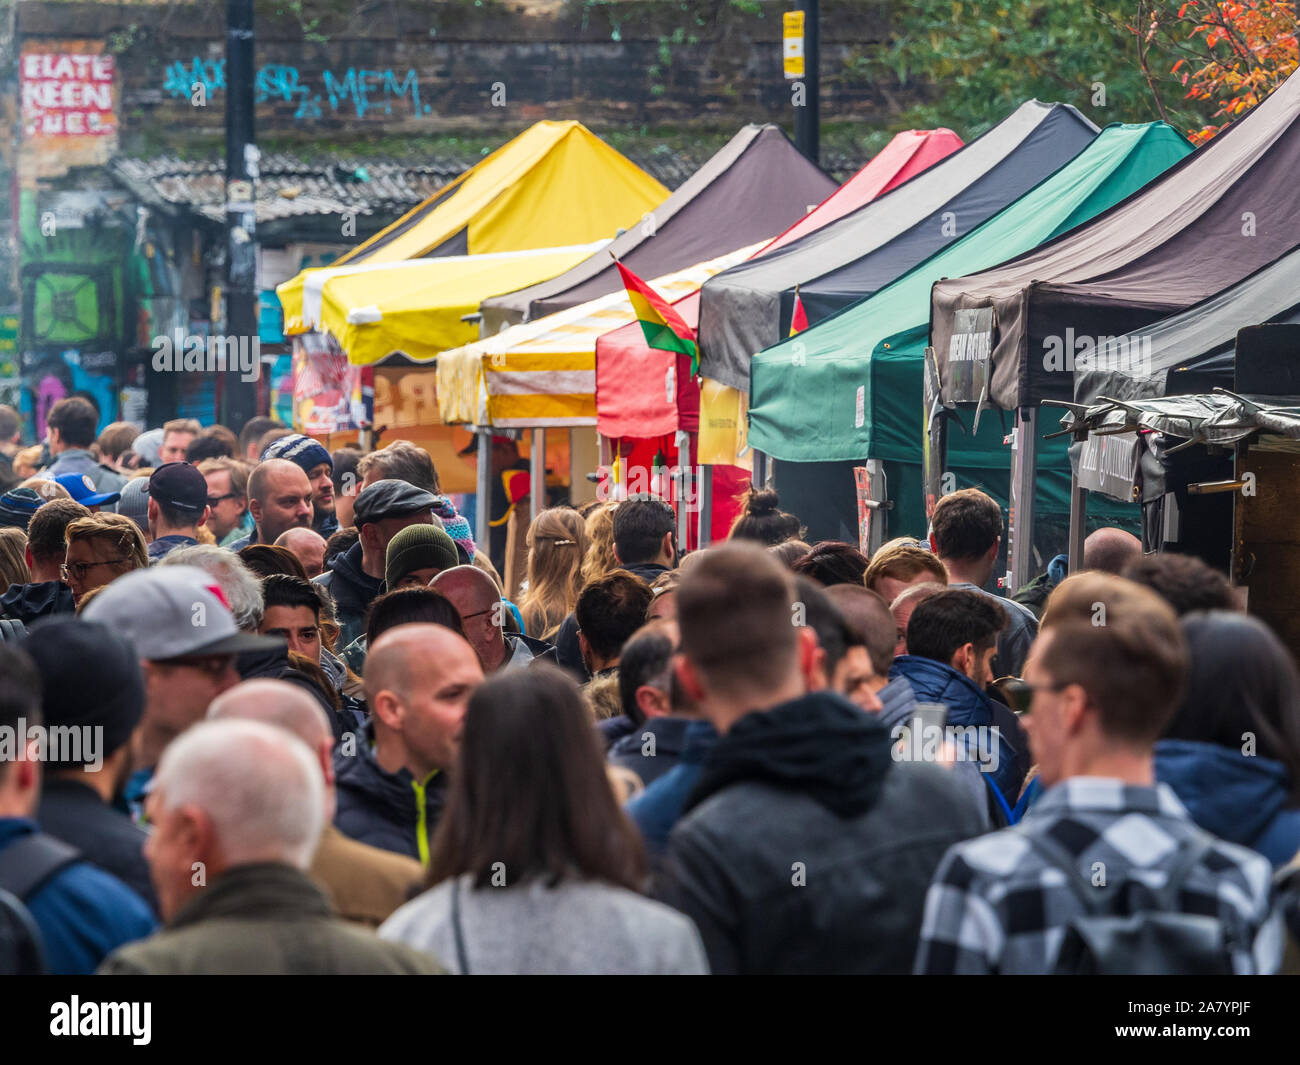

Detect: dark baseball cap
[146, 462, 208, 513]
[353, 478, 437, 527]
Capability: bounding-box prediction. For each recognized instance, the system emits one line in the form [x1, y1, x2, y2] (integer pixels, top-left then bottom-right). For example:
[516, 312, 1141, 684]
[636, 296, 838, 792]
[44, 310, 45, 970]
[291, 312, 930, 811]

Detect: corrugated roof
[109, 152, 468, 225]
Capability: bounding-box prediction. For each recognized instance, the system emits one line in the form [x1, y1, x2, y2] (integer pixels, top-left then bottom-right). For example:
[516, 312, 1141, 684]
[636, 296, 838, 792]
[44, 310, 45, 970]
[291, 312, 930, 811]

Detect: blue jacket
[888, 655, 1020, 816]
[625, 719, 717, 856]
[0, 818, 155, 974]
[1156, 738, 1300, 868]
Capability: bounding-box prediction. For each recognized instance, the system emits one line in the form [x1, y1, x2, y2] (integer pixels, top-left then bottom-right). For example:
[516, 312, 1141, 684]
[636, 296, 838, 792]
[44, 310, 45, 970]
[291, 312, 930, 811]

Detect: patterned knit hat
[430, 496, 475, 560]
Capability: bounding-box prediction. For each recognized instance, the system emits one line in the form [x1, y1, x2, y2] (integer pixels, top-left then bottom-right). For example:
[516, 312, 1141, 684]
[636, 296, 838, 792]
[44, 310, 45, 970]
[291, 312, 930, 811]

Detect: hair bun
[747, 487, 780, 516]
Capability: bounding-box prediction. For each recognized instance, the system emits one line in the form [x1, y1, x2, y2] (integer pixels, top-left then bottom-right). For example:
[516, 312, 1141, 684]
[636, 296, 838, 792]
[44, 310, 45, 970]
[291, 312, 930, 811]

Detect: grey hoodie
[379, 875, 708, 975]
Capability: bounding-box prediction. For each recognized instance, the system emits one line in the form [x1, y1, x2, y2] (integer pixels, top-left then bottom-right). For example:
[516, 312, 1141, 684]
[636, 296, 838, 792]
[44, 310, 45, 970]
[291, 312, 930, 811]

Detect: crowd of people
[1, 396, 1299, 975]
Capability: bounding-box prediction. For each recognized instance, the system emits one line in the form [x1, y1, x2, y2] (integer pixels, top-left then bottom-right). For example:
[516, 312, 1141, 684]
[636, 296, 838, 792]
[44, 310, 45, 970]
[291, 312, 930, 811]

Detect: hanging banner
[944, 306, 995, 405]
[292, 332, 369, 434]
[1074, 430, 1141, 502]
[854, 465, 871, 554]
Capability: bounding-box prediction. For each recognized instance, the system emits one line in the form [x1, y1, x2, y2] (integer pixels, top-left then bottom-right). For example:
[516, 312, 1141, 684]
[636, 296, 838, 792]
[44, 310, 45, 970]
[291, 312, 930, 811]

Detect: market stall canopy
[437, 242, 763, 429]
[277, 121, 668, 331]
[295, 242, 608, 366]
[697, 99, 1099, 392]
[932, 71, 1300, 412]
[1073, 245, 1300, 407]
[477, 124, 837, 332]
[592, 128, 965, 446]
[747, 122, 1191, 463]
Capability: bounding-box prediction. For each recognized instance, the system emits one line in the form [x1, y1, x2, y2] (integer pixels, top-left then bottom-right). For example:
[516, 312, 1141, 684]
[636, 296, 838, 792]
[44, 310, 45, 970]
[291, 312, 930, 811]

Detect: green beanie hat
[385, 523, 461, 589]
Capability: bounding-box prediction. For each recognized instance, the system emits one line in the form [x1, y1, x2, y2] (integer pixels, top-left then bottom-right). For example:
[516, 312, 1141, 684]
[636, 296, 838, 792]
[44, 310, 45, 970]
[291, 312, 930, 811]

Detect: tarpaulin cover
[749, 123, 1190, 462]
[594, 128, 965, 442]
[437, 243, 762, 428]
[932, 72, 1300, 411]
[277, 121, 667, 331]
[477, 124, 837, 332]
[1059, 390, 1300, 447]
[301, 243, 607, 366]
[698, 100, 1099, 392]
[1074, 245, 1300, 407]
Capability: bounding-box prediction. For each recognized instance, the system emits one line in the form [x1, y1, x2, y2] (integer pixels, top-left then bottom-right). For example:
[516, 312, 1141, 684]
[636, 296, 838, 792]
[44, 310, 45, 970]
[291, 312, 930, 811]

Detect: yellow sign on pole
[783, 11, 805, 79]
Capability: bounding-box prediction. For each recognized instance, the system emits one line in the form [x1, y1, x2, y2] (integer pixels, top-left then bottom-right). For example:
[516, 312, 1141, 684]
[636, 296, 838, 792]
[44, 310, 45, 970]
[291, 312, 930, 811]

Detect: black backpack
[0, 833, 84, 976]
[1028, 830, 1234, 975]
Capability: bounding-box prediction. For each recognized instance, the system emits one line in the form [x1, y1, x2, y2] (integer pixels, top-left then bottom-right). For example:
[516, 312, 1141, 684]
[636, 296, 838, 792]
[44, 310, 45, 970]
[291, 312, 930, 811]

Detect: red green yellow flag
[615, 260, 700, 376]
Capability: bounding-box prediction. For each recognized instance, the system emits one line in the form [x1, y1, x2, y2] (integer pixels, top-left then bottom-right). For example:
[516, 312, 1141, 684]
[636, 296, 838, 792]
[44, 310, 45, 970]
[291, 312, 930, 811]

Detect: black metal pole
[795, 0, 820, 166]
[223, 0, 258, 429]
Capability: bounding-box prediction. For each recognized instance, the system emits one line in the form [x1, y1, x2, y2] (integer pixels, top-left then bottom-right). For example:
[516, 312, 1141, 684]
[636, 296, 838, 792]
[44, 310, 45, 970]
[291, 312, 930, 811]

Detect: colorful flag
[789, 286, 809, 336]
[615, 260, 701, 376]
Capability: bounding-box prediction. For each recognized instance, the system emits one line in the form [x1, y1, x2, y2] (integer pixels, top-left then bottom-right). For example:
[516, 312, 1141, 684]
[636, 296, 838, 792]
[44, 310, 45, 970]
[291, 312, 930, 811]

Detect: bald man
[332, 625, 484, 861]
[1083, 526, 1143, 574]
[229, 458, 314, 549]
[1013, 526, 1145, 620]
[431, 564, 557, 673]
[209, 680, 423, 927]
[275, 527, 328, 580]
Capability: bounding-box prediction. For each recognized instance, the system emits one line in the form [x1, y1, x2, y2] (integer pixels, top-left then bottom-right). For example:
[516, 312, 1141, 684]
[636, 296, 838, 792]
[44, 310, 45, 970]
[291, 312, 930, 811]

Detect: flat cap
[353, 478, 437, 527]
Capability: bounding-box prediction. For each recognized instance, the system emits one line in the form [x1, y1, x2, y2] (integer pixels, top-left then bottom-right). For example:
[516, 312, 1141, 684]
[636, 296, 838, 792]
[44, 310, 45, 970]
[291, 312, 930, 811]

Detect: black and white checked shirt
[914, 777, 1282, 974]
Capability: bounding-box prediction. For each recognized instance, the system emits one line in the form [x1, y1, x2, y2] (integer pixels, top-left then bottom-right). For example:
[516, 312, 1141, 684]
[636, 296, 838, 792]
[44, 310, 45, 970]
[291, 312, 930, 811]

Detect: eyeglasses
[207, 493, 237, 506]
[61, 557, 134, 582]
[992, 676, 1069, 716]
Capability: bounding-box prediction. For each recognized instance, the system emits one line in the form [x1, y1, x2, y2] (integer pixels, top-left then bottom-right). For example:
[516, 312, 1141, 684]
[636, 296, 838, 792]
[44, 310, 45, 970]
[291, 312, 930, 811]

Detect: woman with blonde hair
[0, 527, 30, 591]
[580, 501, 620, 589]
[519, 507, 588, 640]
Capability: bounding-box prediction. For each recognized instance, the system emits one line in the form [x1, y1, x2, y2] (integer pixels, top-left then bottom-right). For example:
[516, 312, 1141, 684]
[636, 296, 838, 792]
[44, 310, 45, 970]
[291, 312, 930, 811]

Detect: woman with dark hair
[238, 543, 308, 580]
[727, 486, 803, 547]
[379, 665, 708, 974]
[790, 540, 870, 587]
[1155, 610, 1300, 867]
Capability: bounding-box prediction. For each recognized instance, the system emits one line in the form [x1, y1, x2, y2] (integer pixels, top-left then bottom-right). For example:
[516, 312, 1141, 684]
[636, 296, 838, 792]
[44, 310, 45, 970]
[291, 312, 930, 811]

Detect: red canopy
[595, 128, 964, 439]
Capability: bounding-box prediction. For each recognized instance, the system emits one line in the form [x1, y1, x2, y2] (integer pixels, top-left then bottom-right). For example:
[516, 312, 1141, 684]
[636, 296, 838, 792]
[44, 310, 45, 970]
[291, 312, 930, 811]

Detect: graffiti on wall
[22, 51, 116, 137]
[162, 58, 430, 120]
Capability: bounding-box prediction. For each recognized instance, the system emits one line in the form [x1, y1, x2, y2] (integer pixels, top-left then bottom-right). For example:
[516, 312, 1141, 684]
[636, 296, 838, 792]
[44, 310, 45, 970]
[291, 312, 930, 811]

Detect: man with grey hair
[158, 542, 264, 631]
[98, 718, 441, 974]
[209, 680, 423, 928]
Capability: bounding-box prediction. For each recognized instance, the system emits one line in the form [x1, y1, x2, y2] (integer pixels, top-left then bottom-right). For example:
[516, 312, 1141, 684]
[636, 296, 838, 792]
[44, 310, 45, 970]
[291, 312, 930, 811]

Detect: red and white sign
[21, 52, 116, 137]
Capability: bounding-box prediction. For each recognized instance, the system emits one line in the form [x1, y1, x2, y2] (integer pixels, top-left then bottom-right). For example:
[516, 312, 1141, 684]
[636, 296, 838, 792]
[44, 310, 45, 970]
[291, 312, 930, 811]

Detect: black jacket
[554, 561, 671, 680]
[333, 726, 447, 862]
[657, 690, 984, 974]
[314, 541, 384, 648]
[609, 716, 693, 788]
[37, 778, 158, 915]
[1, 581, 75, 625]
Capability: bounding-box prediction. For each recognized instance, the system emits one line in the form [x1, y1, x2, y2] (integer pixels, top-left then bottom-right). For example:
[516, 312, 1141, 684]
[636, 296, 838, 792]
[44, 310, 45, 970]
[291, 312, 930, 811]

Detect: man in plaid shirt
[915, 575, 1282, 975]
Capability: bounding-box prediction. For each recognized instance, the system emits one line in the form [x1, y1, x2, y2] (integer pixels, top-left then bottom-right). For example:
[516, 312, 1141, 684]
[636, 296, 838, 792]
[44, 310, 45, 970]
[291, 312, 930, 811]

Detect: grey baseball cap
[353, 478, 438, 527]
[82, 565, 283, 661]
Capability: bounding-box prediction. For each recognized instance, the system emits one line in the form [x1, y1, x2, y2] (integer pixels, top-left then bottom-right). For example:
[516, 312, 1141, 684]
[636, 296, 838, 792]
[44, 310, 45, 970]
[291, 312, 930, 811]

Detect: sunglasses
[207, 493, 238, 506]
[991, 676, 1069, 715]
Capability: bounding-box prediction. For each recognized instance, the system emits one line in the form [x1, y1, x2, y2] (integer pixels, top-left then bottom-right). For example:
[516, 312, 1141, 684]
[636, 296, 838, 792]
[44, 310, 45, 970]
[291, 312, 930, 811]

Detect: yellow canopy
[436, 242, 764, 428]
[278, 121, 668, 332]
[308, 243, 608, 366]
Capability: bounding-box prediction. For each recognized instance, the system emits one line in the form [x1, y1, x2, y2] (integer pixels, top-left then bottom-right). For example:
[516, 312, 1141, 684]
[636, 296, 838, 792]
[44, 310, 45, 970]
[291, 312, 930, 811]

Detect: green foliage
[854, 1, 1211, 137]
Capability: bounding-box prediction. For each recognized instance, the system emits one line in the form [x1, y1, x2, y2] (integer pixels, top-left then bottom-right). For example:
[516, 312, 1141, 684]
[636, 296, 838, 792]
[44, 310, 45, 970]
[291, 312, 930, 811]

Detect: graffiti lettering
[162, 58, 427, 120]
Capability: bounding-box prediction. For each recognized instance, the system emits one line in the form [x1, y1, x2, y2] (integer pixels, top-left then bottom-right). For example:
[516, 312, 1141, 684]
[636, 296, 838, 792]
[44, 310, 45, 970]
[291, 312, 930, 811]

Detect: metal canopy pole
[475, 427, 491, 551]
[698, 464, 714, 547]
[1007, 406, 1037, 594]
[530, 428, 546, 513]
[752, 449, 769, 491]
[1068, 470, 1087, 576]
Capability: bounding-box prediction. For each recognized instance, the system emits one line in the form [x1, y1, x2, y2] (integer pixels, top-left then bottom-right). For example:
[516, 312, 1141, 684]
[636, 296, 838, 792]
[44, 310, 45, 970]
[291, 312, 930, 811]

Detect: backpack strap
[1023, 830, 1106, 913]
[0, 887, 46, 974]
[450, 877, 471, 976]
[0, 619, 26, 643]
[0, 833, 82, 902]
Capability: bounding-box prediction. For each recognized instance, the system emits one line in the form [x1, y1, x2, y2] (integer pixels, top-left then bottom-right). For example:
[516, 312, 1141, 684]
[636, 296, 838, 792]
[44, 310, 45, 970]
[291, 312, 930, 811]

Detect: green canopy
[748, 122, 1191, 537]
